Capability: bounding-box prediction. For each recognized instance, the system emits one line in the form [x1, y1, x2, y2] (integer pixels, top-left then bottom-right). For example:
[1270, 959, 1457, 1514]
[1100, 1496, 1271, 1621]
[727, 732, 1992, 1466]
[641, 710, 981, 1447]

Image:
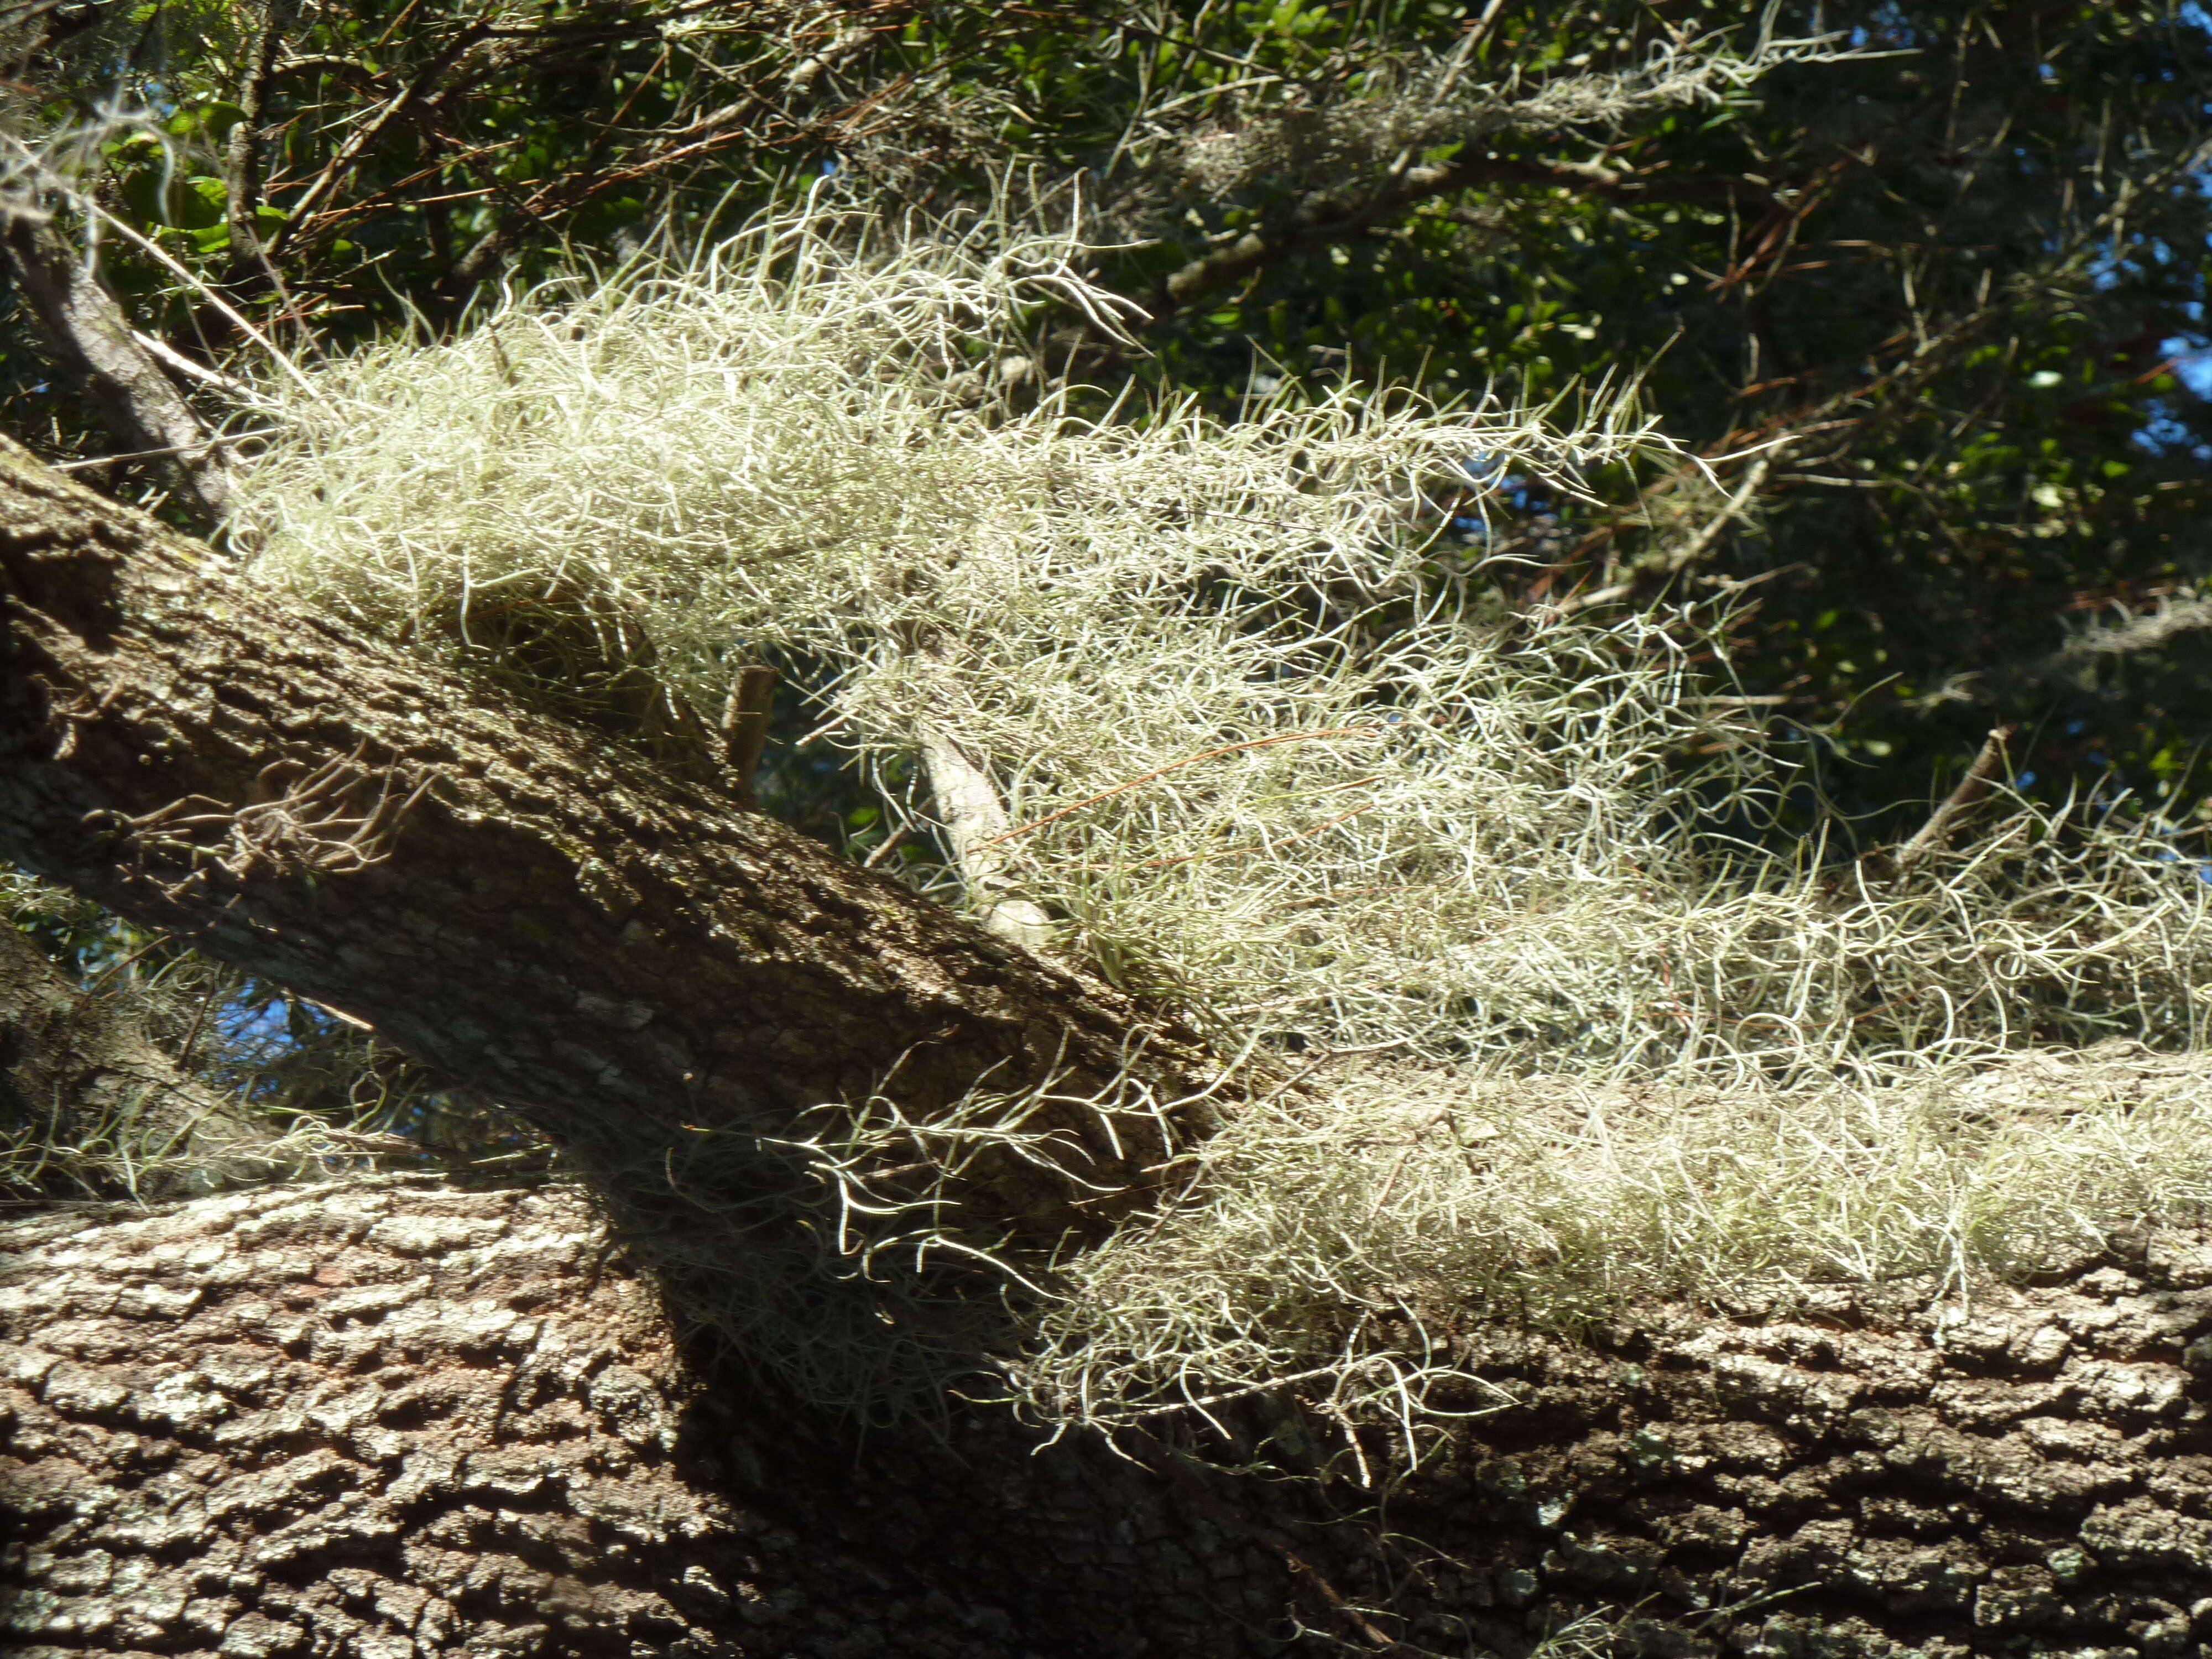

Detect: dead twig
[1895, 725, 2015, 873]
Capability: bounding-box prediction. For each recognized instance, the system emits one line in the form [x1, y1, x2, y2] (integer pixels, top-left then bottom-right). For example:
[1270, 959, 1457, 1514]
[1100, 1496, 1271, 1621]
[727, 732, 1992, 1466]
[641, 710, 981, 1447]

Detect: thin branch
[223, 0, 287, 268]
[919, 725, 1059, 955]
[263, 19, 494, 260]
[87, 207, 324, 403]
[1895, 726, 2015, 873]
[1148, 155, 1771, 320]
[132, 331, 257, 398]
[719, 664, 779, 807]
[0, 213, 233, 525]
[52, 429, 283, 472]
[1552, 452, 1772, 619]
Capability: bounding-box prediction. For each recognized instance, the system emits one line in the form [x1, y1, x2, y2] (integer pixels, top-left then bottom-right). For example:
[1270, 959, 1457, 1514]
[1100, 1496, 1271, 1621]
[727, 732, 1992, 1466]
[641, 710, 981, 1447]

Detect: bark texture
[0, 923, 285, 1199]
[0, 437, 1223, 1241]
[7, 1180, 2212, 1658]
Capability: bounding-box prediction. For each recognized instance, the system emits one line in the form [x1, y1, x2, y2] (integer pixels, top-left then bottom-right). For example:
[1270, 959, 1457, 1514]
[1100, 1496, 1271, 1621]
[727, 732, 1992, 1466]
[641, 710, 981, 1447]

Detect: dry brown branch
[1895, 724, 2017, 873]
[720, 662, 779, 805]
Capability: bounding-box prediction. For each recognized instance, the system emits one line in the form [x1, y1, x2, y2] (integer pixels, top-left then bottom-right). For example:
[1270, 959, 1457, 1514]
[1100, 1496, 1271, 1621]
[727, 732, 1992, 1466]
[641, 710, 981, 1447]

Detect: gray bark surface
[6, 1181, 2212, 1657]
[0, 436, 1222, 1241]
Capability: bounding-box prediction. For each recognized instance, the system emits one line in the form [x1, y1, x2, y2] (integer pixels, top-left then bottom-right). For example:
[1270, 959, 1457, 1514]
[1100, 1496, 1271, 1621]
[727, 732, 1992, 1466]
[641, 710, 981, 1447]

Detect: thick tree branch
[12, 1179, 2212, 1655]
[0, 438, 1225, 1239]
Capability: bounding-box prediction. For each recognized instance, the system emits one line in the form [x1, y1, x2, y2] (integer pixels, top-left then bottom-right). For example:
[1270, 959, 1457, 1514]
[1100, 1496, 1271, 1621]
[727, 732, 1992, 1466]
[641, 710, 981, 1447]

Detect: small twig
[1131, 796, 1379, 872]
[1365, 1147, 1412, 1221]
[84, 930, 175, 992]
[1276, 1547, 1400, 1651]
[719, 664, 779, 807]
[131, 332, 260, 398]
[316, 1129, 422, 1155]
[795, 709, 854, 749]
[174, 975, 225, 1076]
[1664, 451, 1773, 574]
[862, 825, 911, 869]
[54, 428, 282, 471]
[88, 207, 325, 401]
[1553, 452, 1772, 619]
[264, 20, 493, 258]
[1895, 725, 2015, 873]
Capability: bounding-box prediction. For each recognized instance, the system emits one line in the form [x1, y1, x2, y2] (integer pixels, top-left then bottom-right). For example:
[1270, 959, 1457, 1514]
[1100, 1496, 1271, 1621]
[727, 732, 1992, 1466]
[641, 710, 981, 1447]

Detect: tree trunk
[6, 1178, 2212, 1658]
[0, 435, 1225, 1248]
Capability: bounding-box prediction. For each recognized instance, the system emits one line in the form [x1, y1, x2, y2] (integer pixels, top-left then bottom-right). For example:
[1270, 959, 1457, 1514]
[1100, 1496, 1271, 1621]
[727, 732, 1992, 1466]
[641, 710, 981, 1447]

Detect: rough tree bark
[7, 440, 2212, 1656]
[0, 436, 1224, 1241]
[6, 1181, 2212, 1657]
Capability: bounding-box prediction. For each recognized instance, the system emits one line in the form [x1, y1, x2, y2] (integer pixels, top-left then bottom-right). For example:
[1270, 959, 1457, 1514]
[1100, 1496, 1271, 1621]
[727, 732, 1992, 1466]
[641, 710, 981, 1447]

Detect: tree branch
[919, 726, 1059, 957]
[0, 213, 232, 527]
[222, 0, 288, 272]
[0, 438, 1227, 1240]
[1895, 725, 2015, 874]
[1149, 155, 1771, 321]
[262, 19, 494, 261]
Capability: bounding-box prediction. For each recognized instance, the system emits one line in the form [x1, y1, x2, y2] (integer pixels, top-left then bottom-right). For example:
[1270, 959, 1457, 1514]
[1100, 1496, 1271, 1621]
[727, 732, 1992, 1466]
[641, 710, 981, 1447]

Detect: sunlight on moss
[228, 201, 2212, 1427]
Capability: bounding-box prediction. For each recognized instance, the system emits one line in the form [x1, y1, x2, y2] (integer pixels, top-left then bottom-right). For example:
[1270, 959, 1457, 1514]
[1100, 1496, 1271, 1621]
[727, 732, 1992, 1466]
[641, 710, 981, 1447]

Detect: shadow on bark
[7, 1179, 2212, 1658]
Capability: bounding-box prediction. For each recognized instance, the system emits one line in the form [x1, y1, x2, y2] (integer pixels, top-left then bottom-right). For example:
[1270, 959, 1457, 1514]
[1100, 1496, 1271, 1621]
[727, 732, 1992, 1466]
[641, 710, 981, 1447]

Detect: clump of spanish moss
[230, 201, 2212, 1430]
